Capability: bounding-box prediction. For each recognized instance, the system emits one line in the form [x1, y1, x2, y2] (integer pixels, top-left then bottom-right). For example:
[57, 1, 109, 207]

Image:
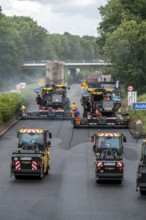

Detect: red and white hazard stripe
[22, 129, 41, 133]
[32, 161, 37, 170]
[97, 162, 103, 167]
[15, 161, 21, 170]
[99, 133, 119, 137]
[117, 162, 123, 167]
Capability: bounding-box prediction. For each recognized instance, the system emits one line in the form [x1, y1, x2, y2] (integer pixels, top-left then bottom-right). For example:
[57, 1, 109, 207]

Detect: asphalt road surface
[0, 84, 146, 220]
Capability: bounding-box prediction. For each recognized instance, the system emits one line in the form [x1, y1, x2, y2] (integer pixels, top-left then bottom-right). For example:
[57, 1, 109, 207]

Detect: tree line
[0, 6, 101, 87]
[97, 0, 146, 94]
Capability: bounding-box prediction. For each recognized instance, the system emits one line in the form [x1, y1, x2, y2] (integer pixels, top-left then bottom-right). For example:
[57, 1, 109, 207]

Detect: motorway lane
[0, 85, 146, 220]
[87, 129, 145, 220]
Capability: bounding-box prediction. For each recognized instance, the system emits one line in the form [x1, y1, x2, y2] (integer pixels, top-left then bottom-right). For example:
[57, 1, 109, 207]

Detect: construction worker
[74, 108, 80, 125]
[95, 109, 100, 117]
[35, 94, 42, 106]
[83, 99, 90, 117]
[85, 99, 90, 110]
[117, 106, 122, 114]
[71, 102, 77, 117]
[20, 105, 26, 116]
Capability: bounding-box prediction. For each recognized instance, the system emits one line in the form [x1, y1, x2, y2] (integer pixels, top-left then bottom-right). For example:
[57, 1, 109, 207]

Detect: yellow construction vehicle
[11, 128, 52, 179]
[91, 132, 126, 183]
[136, 140, 146, 195]
[73, 88, 129, 128]
[21, 84, 71, 120]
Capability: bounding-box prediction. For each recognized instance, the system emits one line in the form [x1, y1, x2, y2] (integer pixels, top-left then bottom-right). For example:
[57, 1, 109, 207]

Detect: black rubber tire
[118, 179, 122, 184]
[14, 175, 21, 179]
[96, 179, 100, 184]
[140, 190, 146, 195]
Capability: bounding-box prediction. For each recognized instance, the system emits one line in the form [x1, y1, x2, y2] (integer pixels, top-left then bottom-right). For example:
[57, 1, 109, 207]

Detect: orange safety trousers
[75, 115, 80, 125]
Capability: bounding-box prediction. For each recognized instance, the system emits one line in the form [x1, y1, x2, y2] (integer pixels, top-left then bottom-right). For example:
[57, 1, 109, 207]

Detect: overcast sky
[0, 0, 107, 36]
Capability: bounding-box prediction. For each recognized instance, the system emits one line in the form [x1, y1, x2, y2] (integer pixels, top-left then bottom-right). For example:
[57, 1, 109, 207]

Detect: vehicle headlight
[13, 157, 18, 161]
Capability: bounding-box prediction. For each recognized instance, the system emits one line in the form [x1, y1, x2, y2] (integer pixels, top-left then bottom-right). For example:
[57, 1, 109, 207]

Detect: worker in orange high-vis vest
[74, 108, 80, 125]
[95, 109, 100, 117]
[71, 102, 77, 117]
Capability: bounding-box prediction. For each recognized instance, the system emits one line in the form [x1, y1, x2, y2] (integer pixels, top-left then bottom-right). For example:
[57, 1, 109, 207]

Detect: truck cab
[11, 128, 52, 179]
[136, 140, 146, 195]
[91, 132, 126, 183]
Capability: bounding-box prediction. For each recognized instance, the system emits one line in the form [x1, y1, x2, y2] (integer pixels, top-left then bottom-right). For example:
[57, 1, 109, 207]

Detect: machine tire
[96, 178, 100, 184]
[140, 190, 146, 195]
[96, 180, 100, 184]
[118, 179, 122, 184]
[14, 175, 21, 179]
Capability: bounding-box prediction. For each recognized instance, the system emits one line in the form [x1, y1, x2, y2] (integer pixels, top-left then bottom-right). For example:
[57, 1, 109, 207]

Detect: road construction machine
[21, 84, 72, 120]
[20, 61, 72, 120]
[91, 132, 126, 183]
[81, 74, 119, 94]
[136, 140, 146, 195]
[11, 128, 52, 179]
[73, 87, 129, 128]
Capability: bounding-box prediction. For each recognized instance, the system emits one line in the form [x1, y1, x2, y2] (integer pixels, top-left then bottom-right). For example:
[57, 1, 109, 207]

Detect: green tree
[12, 16, 49, 61]
[103, 20, 146, 92]
[0, 16, 25, 84]
[81, 38, 94, 61]
[97, 0, 146, 93]
[0, 8, 102, 87]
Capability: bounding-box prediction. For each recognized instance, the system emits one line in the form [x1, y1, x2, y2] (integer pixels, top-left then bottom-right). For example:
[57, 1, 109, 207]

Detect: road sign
[128, 86, 134, 91]
[133, 102, 146, 110]
[113, 95, 121, 102]
[16, 84, 20, 90]
[34, 87, 41, 94]
[128, 91, 137, 106]
[39, 79, 45, 86]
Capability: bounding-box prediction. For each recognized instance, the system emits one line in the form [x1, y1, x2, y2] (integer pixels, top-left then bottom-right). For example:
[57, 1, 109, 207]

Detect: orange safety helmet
[95, 109, 100, 116]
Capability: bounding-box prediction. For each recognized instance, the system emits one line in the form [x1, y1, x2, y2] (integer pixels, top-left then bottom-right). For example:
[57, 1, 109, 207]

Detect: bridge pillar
[46, 61, 65, 84]
[70, 68, 77, 80]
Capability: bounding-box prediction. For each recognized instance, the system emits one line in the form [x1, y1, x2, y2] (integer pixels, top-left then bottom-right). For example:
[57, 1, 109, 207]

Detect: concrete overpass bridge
[22, 62, 111, 69]
[22, 61, 111, 79]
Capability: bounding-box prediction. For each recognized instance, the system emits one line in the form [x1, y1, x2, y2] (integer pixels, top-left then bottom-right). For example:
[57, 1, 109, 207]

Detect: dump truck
[136, 140, 146, 195]
[73, 88, 129, 128]
[91, 132, 126, 183]
[11, 128, 52, 179]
